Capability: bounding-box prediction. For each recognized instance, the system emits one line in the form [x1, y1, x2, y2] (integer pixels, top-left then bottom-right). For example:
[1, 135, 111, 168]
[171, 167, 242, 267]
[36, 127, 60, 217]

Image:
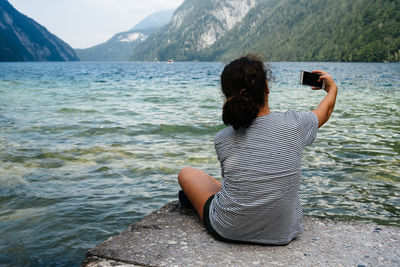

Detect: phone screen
[302, 71, 323, 88]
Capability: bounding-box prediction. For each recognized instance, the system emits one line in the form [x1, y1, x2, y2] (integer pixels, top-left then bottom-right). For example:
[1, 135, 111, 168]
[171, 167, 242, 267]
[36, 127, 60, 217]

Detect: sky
[8, 0, 184, 49]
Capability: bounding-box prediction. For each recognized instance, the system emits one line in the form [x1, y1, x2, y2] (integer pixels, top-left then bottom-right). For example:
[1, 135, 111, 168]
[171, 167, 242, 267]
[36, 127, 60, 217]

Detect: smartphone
[300, 70, 325, 89]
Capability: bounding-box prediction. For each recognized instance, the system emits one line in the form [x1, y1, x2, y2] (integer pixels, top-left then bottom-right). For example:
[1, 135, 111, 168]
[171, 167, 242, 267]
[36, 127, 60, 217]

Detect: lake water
[0, 62, 399, 266]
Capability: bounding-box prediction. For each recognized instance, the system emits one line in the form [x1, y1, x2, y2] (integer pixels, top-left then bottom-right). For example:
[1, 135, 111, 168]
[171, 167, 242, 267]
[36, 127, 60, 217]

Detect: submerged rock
[82, 201, 399, 266]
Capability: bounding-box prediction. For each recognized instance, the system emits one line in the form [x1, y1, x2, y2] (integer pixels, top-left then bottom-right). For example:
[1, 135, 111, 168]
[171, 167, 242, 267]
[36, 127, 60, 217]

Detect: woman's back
[210, 111, 318, 244]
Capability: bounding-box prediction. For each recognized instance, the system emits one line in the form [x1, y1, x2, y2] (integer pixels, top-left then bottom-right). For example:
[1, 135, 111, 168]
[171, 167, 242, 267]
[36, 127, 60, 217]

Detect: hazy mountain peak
[131, 9, 175, 31]
[75, 9, 174, 61]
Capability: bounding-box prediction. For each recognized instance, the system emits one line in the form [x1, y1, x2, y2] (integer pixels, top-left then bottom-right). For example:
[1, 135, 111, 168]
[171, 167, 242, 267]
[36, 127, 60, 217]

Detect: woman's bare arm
[311, 70, 338, 128]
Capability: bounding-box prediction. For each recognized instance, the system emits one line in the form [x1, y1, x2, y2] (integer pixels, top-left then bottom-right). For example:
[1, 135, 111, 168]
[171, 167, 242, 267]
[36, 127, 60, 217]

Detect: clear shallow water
[0, 62, 399, 266]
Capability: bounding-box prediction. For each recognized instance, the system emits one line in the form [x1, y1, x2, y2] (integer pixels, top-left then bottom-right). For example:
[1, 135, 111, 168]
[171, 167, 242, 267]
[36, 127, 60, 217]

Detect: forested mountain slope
[130, 0, 400, 62]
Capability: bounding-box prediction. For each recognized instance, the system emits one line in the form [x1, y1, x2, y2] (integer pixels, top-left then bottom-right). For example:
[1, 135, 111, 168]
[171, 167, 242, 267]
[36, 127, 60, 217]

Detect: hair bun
[223, 96, 259, 130]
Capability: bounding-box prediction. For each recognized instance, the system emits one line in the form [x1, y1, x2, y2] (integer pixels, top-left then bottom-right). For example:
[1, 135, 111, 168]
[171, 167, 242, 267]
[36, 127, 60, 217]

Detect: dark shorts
[203, 194, 239, 243]
[203, 195, 291, 246]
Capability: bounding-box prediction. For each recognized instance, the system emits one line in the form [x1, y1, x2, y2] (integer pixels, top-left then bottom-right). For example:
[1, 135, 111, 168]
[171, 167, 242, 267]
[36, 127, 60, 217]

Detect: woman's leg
[178, 166, 221, 220]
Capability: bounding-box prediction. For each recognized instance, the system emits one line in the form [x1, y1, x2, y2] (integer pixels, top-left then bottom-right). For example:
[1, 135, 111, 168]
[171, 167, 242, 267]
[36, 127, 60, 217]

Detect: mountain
[130, 0, 260, 61]
[0, 0, 78, 62]
[130, 0, 400, 62]
[75, 10, 174, 61]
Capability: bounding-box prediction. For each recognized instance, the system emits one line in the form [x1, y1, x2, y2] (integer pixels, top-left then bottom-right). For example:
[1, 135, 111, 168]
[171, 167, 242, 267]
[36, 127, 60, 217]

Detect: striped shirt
[209, 110, 318, 244]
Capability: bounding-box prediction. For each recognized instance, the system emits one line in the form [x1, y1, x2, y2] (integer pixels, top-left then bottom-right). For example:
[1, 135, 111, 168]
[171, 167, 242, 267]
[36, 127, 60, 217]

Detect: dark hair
[221, 55, 271, 130]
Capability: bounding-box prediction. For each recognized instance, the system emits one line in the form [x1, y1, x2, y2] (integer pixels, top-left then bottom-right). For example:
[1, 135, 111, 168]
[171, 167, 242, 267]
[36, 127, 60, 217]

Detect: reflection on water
[0, 62, 399, 266]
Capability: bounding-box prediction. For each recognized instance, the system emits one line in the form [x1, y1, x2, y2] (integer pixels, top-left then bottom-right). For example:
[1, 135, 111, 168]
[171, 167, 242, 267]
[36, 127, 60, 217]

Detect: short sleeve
[298, 111, 318, 146]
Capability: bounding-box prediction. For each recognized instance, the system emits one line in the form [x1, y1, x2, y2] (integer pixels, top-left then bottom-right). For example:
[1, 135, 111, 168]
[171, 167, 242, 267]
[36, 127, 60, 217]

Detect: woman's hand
[311, 70, 337, 93]
[311, 70, 338, 128]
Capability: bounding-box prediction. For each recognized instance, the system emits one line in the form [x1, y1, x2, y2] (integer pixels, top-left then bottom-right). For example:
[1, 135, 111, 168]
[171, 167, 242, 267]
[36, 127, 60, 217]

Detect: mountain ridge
[0, 0, 78, 62]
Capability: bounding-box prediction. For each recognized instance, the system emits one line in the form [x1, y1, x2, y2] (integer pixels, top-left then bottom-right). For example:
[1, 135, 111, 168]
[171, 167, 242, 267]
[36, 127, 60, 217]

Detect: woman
[178, 55, 338, 245]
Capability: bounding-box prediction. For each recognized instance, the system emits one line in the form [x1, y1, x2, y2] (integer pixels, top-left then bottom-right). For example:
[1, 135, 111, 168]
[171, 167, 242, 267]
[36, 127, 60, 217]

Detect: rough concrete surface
[82, 201, 400, 267]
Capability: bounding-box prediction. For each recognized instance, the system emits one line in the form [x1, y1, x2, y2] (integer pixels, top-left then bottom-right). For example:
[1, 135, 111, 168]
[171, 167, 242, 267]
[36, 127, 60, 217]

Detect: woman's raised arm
[311, 70, 338, 128]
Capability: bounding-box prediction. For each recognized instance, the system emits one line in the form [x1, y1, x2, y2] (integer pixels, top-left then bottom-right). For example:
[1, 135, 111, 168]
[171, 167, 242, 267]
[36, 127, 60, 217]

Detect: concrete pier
[82, 201, 399, 267]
